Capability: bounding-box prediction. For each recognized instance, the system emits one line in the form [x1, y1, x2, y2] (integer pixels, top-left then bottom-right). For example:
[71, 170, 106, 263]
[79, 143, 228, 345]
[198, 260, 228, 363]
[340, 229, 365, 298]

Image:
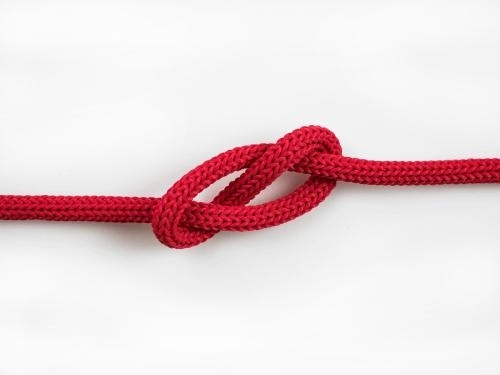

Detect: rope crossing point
[1, 126, 499, 248]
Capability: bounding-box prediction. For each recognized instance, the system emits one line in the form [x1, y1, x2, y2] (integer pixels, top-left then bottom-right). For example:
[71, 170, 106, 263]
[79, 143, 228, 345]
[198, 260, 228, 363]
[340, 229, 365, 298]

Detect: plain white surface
[1, 0, 499, 374]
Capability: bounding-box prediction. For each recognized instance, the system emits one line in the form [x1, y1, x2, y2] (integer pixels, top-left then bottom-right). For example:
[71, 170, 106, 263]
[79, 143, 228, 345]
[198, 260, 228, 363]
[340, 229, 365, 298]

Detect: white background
[1, 0, 499, 374]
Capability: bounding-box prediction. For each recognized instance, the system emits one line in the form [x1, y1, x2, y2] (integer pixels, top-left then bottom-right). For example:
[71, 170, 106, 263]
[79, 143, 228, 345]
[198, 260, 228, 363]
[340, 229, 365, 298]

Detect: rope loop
[152, 126, 342, 248]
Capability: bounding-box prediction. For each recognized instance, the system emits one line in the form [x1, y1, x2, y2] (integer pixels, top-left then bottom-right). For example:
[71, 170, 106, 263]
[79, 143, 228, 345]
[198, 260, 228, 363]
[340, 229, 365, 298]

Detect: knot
[152, 126, 342, 249]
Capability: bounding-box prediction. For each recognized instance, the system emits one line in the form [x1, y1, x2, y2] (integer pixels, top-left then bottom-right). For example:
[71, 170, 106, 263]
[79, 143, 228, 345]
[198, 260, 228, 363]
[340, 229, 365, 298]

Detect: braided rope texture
[1, 126, 499, 248]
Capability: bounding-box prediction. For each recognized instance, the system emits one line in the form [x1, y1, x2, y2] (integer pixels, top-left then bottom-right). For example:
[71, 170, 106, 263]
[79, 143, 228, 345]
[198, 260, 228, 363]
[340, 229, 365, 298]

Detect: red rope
[1, 126, 499, 248]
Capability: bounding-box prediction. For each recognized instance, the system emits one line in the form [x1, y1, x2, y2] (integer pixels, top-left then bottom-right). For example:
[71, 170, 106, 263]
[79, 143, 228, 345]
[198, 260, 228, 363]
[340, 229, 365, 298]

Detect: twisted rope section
[152, 126, 341, 248]
[1, 125, 499, 248]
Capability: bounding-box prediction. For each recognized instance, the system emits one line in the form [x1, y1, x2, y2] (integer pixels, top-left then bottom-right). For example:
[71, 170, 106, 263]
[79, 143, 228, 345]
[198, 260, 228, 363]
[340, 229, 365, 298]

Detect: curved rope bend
[1, 126, 499, 248]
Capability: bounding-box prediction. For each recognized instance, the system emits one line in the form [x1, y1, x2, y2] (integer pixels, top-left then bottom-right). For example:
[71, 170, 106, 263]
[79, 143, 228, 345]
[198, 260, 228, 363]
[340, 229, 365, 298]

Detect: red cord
[1, 126, 499, 248]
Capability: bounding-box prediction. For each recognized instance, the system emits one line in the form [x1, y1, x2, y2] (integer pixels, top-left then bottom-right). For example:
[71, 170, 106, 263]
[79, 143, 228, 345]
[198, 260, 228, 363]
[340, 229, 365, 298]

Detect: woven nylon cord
[1, 126, 499, 248]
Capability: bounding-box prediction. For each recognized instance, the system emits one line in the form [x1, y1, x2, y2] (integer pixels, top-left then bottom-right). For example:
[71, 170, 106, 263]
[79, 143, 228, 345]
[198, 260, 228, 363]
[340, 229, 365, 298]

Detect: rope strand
[1, 126, 499, 248]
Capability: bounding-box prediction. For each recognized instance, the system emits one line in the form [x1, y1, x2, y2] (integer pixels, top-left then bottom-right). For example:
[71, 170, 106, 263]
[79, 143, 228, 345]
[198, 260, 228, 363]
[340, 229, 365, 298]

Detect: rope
[1, 126, 499, 248]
